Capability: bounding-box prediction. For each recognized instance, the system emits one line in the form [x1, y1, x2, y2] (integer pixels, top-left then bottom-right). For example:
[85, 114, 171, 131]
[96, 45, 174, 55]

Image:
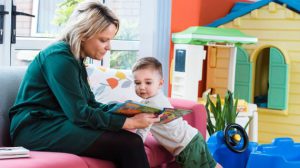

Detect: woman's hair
[132, 57, 163, 78]
[58, 0, 119, 59]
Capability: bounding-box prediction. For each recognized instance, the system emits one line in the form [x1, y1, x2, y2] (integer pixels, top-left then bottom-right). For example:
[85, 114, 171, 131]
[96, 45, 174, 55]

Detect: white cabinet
[171, 44, 206, 101]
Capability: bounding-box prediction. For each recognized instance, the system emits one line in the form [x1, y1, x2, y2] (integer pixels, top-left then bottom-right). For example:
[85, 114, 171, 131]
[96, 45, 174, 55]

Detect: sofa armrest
[169, 98, 207, 139]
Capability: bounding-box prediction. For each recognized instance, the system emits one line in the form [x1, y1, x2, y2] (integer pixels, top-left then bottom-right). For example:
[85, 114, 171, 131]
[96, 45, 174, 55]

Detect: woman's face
[81, 24, 117, 60]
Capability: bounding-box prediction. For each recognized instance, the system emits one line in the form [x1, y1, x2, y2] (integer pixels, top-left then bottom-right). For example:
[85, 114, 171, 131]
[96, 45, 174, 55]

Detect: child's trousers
[175, 133, 216, 168]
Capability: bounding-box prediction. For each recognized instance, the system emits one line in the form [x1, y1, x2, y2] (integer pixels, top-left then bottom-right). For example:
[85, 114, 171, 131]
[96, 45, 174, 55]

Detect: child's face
[133, 68, 163, 99]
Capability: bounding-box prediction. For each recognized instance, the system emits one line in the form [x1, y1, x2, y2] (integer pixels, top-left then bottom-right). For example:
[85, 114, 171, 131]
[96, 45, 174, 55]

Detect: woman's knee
[121, 131, 144, 149]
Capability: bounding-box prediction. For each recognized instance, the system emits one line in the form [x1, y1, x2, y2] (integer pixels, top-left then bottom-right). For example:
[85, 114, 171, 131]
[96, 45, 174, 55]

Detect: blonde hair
[58, 0, 119, 59]
[132, 57, 163, 78]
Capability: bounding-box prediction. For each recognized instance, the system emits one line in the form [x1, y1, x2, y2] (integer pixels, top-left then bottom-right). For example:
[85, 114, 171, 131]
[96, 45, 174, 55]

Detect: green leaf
[244, 116, 253, 130]
[206, 99, 215, 136]
[205, 90, 249, 135]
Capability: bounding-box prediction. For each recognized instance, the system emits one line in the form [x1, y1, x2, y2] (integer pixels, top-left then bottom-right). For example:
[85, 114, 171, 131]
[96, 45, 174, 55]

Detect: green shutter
[234, 46, 252, 102]
[268, 48, 288, 110]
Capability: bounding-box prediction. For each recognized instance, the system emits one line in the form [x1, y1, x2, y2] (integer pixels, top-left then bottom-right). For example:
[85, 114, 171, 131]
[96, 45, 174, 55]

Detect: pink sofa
[0, 67, 207, 168]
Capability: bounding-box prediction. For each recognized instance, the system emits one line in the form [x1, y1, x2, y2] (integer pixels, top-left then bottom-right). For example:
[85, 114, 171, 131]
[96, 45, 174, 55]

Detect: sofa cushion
[80, 157, 115, 168]
[86, 64, 141, 104]
[0, 151, 89, 168]
[170, 98, 207, 139]
[144, 134, 173, 167]
[0, 67, 27, 147]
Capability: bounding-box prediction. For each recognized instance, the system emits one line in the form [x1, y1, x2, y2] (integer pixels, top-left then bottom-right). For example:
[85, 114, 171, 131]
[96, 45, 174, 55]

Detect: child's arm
[136, 124, 152, 142]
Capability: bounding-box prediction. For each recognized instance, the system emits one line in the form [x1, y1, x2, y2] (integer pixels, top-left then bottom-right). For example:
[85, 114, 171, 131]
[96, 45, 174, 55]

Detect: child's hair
[132, 57, 163, 78]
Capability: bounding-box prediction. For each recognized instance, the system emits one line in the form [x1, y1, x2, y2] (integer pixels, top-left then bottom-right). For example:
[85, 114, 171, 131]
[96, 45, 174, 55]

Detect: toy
[247, 138, 300, 168]
[207, 123, 257, 168]
[224, 123, 249, 153]
[208, 123, 300, 168]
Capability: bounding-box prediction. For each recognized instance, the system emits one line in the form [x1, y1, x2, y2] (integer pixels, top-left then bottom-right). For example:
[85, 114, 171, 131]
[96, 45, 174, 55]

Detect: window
[101, 0, 141, 70]
[12, 0, 141, 69]
[253, 47, 288, 110]
[1, 0, 171, 93]
[235, 46, 252, 102]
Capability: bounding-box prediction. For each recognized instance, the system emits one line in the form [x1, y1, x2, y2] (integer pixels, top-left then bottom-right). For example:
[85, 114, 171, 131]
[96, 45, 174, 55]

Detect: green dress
[9, 41, 126, 154]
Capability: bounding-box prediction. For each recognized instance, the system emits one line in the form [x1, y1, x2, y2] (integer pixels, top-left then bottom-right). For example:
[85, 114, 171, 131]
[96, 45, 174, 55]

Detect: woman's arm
[41, 53, 126, 130]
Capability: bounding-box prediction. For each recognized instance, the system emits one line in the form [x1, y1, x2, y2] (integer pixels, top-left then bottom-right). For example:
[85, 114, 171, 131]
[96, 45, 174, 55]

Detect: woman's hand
[122, 113, 160, 130]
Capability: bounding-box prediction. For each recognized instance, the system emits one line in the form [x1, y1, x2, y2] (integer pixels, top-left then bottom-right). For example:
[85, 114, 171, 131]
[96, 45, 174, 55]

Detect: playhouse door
[234, 46, 252, 102]
[206, 46, 230, 97]
[268, 48, 288, 110]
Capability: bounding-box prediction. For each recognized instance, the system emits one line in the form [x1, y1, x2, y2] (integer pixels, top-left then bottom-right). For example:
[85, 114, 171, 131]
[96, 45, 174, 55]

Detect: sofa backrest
[0, 67, 26, 147]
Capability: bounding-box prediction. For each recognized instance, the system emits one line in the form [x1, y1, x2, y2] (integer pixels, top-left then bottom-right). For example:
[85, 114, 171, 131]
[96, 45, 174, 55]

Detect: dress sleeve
[41, 54, 126, 130]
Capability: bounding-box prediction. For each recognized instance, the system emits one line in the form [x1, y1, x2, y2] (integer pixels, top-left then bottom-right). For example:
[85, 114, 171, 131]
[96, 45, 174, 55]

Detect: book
[112, 100, 192, 124]
[0, 147, 30, 159]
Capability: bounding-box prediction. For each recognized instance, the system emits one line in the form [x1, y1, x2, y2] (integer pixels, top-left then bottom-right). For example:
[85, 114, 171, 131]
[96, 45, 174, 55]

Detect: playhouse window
[253, 47, 288, 110]
[235, 46, 252, 102]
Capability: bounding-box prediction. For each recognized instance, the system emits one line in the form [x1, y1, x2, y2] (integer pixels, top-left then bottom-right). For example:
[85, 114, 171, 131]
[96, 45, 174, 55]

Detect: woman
[9, 1, 159, 167]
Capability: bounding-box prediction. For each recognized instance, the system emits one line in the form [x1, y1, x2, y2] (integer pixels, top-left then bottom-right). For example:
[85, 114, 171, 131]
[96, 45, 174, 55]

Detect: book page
[159, 108, 192, 124]
[113, 100, 162, 116]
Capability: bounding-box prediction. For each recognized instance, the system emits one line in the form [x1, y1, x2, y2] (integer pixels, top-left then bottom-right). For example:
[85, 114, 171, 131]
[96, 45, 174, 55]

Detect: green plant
[205, 90, 251, 136]
[110, 51, 137, 70]
[52, 0, 83, 26]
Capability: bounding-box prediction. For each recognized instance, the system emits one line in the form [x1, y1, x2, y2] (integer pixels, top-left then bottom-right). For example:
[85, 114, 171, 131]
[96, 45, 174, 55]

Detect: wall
[169, 0, 251, 96]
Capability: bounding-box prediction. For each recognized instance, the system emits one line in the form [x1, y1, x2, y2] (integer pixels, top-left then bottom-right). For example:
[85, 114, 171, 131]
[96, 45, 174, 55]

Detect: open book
[112, 100, 192, 124]
[0, 146, 30, 159]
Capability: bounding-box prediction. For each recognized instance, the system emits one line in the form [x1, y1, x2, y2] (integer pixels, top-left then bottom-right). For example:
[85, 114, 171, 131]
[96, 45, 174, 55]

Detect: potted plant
[205, 90, 251, 136]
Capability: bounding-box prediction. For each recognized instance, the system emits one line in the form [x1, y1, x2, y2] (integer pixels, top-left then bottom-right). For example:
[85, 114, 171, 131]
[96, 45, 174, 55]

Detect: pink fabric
[170, 98, 207, 139]
[0, 99, 207, 168]
[144, 134, 174, 167]
[0, 151, 88, 168]
[81, 135, 174, 168]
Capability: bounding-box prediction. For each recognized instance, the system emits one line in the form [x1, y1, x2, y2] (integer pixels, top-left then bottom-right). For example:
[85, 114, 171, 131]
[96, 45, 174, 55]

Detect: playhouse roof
[207, 0, 300, 27]
[172, 26, 257, 45]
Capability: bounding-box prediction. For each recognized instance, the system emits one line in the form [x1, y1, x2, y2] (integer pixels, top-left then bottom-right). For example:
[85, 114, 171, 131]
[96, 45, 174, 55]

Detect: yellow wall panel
[238, 3, 298, 20]
[240, 29, 300, 41]
[252, 9, 298, 20]
[259, 122, 300, 136]
[291, 62, 300, 72]
[289, 94, 300, 104]
[289, 105, 300, 114]
[259, 113, 300, 125]
[289, 83, 300, 93]
[289, 51, 300, 61]
[245, 41, 300, 52]
[231, 19, 300, 30]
